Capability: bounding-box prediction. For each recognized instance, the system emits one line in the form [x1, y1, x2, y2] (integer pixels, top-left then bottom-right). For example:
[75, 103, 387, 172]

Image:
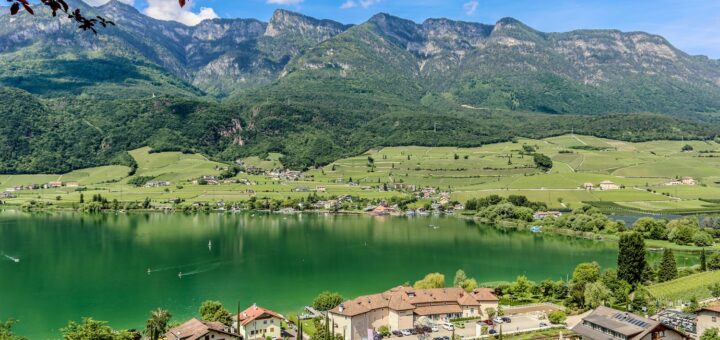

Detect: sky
[83, 0, 720, 59]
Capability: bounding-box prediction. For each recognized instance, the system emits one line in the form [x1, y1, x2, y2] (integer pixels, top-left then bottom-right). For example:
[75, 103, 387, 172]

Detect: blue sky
[98, 0, 720, 58]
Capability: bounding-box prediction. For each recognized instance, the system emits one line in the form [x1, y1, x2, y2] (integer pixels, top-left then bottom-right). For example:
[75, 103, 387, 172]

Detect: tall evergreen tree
[658, 248, 678, 282]
[618, 232, 646, 286]
[701, 248, 708, 271]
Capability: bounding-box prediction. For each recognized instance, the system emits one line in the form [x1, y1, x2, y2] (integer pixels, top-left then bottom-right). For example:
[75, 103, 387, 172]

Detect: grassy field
[3, 134, 720, 213]
[648, 270, 720, 304]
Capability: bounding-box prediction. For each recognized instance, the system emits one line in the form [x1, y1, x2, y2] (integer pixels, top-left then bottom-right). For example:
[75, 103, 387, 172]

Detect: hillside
[6, 135, 720, 215]
[1, 4, 720, 173]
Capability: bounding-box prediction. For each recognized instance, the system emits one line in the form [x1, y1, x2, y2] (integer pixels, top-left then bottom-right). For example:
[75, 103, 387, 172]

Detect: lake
[0, 211, 620, 338]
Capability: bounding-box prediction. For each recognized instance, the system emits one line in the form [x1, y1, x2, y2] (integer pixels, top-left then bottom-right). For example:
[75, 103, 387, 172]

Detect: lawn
[648, 270, 720, 304]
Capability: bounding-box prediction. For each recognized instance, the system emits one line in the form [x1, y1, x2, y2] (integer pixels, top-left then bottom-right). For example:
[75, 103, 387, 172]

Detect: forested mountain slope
[1, 3, 719, 173]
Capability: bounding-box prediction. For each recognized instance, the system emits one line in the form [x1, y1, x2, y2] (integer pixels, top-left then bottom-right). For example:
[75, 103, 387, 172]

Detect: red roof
[237, 304, 283, 326]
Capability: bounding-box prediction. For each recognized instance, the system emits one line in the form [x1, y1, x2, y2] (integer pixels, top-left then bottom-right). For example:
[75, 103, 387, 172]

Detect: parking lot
[383, 314, 548, 340]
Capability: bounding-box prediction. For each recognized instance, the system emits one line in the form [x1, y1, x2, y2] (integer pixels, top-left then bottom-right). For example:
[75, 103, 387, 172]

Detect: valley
[3, 134, 720, 215]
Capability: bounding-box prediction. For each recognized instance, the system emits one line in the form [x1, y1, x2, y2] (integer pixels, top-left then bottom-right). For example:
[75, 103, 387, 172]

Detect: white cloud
[143, 0, 218, 26]
[266, 0, 304, 5]
[341, 0, 379, 9]
[463, 0, 478, 16]
[340, 0, 356, 9]
[82, 0, 135, 6]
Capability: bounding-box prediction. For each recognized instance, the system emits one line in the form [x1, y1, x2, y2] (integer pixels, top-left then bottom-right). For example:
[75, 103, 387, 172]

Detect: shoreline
[1, 206, 714, 252]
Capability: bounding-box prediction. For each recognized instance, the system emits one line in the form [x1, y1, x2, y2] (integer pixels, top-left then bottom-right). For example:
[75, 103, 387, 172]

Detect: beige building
[235, 304, 284, 340]
[599, 180, 621, 190]
[166, 318, 239, 340]
[571, 306, 688, 340]
[328, 286, 498, 340]
[697, 304, 720, 338]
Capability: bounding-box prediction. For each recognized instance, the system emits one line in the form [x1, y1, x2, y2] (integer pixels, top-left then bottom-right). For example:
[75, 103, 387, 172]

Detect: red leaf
[10, 3, 20, 15]
[22, 3, 34, 15]
[179, 0, 186, 7]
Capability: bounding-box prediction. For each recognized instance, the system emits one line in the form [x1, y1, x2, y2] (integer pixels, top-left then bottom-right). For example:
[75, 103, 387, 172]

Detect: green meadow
[3, 134, 720, 213]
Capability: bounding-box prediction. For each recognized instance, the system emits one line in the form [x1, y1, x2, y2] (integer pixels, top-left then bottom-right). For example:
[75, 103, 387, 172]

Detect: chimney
[253, 303, 257, 310]
[339, 304, 345, 313]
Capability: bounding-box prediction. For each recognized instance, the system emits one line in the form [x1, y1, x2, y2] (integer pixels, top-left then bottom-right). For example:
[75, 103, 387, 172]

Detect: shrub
[548, 310, 567, 324]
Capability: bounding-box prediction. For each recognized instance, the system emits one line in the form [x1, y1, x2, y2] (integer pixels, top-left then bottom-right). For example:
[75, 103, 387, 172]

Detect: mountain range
[1, 0, 720, 173]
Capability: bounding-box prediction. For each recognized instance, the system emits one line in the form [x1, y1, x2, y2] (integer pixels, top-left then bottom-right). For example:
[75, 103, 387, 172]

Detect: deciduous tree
[312, 292, 343, 311]
[199, 301, 232, 326]
[414, 273, 445, 289]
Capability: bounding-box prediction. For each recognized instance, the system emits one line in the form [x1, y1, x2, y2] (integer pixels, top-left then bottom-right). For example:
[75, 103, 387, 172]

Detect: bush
[694, 231, 714, 247]
[548, 310, 567, 324]
[378, 325, 390, 337]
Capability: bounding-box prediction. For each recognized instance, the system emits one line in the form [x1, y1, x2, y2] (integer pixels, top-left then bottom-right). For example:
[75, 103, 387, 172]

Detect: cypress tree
[658, 248, 678, 282]
[618, 232, 646, 286]
[701, 248, 708, 271]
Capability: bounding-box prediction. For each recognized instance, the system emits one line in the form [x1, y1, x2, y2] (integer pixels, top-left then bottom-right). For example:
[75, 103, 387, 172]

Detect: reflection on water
[0, 211, 621, 338]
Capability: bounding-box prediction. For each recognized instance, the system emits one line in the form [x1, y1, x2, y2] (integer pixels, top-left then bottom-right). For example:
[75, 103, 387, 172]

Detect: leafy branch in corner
[5, 0, 186, 34]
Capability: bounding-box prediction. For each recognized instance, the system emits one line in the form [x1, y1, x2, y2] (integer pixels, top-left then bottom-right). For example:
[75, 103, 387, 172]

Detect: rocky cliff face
[0, 2, 718, 113]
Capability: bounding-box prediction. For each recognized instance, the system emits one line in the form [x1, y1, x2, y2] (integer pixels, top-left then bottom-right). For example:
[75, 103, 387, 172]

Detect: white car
[401, 329, 412, 336]
[493, 317, 504, 324]
[442, 323, 454, 331]
[431, 326, 439, 332]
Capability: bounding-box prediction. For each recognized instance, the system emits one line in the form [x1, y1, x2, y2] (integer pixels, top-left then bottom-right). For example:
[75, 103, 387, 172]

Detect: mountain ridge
[1, 6, 720, 173]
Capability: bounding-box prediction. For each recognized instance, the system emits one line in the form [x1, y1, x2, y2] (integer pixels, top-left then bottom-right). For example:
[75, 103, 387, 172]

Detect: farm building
[599, 180, 621, 190]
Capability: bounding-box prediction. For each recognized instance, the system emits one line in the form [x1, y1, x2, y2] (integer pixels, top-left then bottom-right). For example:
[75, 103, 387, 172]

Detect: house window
[714, 316, 717, 323]
[270, 327, 275, 332]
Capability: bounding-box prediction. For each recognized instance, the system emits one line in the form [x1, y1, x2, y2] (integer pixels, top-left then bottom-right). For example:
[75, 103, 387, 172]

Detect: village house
[246, 166, 265, 175]
[234, 304, 284, 340]
[533, 211, 563, 220]
[419, 188, 437, 198]
[681, 177, 696, 185]
[316, 186, 327, 192]
[392, 183, 417, 192]
[144, 181, 170, 188]
[166, 318, 239, 340]
[193, 176, 219, 185]
[368, 205, 400, 216]
[662, 180, 683, 186]
[294, 187, 310, 192]
[65, 182, 80, 188]
[582, 182, 594, 190]
[328, 286, 498, 340]
[571, 306, 688, 340]
[599, 180, 621, 190]
[696, 304, 720, 338]
[47, 181, 63, 188]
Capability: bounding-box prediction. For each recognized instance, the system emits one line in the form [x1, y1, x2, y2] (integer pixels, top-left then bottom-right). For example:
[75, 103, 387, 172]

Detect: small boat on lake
[530, 226, 542, 233]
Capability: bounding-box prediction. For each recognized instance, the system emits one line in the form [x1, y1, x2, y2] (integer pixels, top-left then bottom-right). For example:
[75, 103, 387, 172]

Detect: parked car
[400, 329, 412, 336]
[493, 317, 504, 324]
[431, 326, 439, 332]
[410, 328, 419, 335]
[488, 329, 497, 335]
[502, 317, 512, 323]
[442, 336, 450, 340]
[420, 326, 432, 333]
[374, 334, 383, 340]
[392, 330, 403, 337]
[433, 337, 443, 340]
[442, 323, 454, 331]
[539, 322, 549, 327]
[482, 319, 494, 326]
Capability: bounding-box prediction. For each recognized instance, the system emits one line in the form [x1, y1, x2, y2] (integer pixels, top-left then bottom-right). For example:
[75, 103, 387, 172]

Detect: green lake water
[0, 211, 623, 338]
